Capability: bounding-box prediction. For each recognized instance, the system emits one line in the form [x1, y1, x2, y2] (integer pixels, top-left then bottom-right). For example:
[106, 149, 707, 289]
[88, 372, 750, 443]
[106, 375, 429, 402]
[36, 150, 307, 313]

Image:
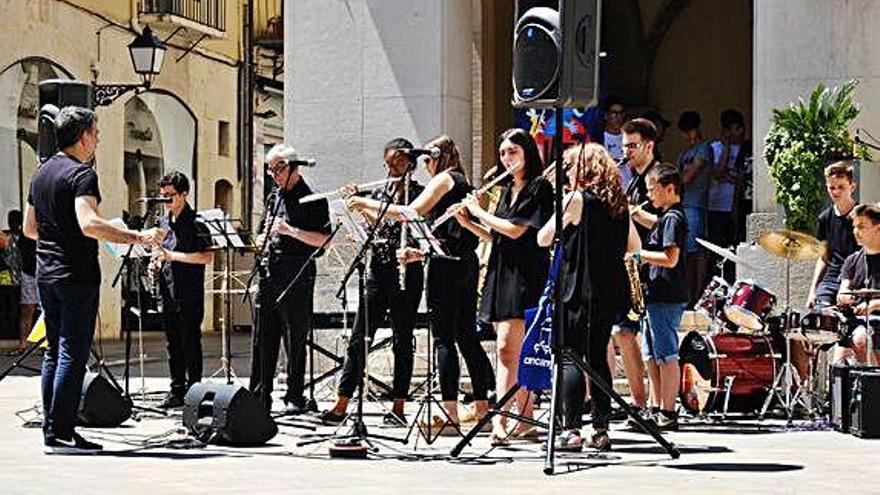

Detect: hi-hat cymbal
[696, 237, 756, 269]
[757, 229, 824, 261]
[840, 288, 880, 298]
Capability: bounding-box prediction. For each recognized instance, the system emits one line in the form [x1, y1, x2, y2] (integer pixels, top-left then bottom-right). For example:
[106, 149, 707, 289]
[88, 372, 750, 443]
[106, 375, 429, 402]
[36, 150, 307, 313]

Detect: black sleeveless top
[427, 169, 479, 259]
[561, 191, 630, 310]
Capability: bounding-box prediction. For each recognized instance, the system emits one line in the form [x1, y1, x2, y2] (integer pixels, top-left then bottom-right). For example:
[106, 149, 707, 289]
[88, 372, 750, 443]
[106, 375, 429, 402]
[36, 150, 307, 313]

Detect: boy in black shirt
[631, 164, 688, 430]
[836, 204, 880, 365]
[807, 162, 859, 308]
[153, 172, 214, 408]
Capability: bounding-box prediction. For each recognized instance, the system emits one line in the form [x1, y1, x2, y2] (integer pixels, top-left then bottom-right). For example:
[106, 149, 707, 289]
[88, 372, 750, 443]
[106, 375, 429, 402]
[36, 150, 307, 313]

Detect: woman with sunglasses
[537, 143, 640, 451]
[347, 135, 494, 434]
[453, 128, 553, 445]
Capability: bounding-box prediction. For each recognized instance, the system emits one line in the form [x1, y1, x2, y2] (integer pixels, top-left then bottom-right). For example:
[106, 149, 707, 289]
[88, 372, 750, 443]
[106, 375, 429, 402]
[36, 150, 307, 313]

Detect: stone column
[284, 0, 474, 189]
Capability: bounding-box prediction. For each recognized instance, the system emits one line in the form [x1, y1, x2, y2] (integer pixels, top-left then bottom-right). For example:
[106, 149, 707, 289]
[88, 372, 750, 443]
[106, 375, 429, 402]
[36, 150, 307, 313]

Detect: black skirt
[480, 248, 548, 322]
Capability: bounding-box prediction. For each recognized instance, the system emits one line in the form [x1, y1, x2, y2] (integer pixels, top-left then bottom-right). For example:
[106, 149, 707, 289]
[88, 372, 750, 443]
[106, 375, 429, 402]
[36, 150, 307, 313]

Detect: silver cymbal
[696, 237, 756, 269]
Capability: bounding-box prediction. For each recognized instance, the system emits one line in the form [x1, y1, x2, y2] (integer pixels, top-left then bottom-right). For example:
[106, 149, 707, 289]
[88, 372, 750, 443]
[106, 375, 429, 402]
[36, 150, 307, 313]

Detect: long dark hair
[498, 128, 543, 180]
[424, 134, 465, 179]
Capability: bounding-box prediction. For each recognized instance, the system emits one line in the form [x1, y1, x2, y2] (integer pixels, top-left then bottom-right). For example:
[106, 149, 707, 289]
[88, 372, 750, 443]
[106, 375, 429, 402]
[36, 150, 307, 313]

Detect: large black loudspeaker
[850, 370, 880, 438]
[37, 79, 94, 162]
[512, 0, 601, 108]
[182, 382, 277, 446]
[77, 372, 132, 427]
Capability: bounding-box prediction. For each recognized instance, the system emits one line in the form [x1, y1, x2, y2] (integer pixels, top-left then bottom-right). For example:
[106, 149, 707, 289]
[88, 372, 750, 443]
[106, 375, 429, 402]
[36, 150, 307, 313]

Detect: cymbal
[695, 237, 756, 269]
[840, 288, 880, 298]
[757, 229, 824, 261]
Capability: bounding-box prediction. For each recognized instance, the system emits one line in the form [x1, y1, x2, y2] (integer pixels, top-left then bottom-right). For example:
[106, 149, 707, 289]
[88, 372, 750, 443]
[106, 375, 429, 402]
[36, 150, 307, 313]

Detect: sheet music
[198, 208, 245, 248]
[329, 199, 367, 244]
[102, 218, 151, 258]
[406, 216, 447, 257]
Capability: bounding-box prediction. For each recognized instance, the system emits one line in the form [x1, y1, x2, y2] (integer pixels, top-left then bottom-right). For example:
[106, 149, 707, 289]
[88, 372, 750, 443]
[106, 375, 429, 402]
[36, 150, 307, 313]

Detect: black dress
[479, 176, 554, 322]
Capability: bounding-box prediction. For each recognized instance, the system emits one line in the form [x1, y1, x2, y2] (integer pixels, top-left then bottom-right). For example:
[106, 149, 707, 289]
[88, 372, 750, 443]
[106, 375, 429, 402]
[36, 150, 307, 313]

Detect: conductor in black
[250, 144, 331, 414]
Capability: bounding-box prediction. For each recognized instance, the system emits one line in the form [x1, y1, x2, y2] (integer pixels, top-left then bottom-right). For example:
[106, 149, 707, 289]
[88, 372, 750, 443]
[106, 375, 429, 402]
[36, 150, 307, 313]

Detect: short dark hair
[55, 106, 97, 150]
[852, 204, 880, 224]
[621, 118, 658, 143]
[498, 128, 544, 180]
[720, 109, 745, 129]
[157, 171, 190, 194]
[600, 94, 624, 112]
[7, 210, 22, 230]
[648, 163, 682, 195]
[824, 161, 854, 182]
[384, 137, 415, 166]
[677, 111, 701, 132]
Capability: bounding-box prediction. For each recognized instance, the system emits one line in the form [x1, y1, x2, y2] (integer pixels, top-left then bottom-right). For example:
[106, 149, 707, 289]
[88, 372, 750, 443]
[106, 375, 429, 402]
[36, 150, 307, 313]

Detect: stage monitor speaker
[77, 372, 132, 427]
[37, 79, 94, 162]
[182, 382, 277, 446]
[512, 0, 601, 108]
[850, 370, 880, 439]
[829, 364, 880, 432]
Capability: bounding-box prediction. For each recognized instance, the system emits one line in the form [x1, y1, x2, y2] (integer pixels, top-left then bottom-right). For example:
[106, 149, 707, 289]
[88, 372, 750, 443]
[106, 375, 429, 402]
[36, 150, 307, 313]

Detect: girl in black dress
[347, 135, 494, 434]
[455, 128, 553, 444]
[537, 143, 641, 451]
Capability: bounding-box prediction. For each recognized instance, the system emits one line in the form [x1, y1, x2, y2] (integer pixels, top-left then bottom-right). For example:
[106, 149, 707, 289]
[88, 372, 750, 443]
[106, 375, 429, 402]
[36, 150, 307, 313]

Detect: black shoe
[158, 393, 185, 409]
[283, 401, 310, 416]
[587, 430, 612, 451]
[625, 408, 653, 432]
[318, 409, 347, 426]
[45, 432, 103, 453]
[381, 412, 407, 428]
[655, 412, 679, 432]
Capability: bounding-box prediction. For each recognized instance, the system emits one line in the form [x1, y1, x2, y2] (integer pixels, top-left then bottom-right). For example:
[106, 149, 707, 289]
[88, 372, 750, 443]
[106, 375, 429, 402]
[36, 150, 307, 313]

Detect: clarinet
[260, 187, 283, 280]
[398, 171, 410, 290]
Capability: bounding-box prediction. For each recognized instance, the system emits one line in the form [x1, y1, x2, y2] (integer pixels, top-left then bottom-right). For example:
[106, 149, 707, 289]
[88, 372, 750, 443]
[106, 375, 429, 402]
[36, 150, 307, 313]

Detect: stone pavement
[0, 335, 877, 494]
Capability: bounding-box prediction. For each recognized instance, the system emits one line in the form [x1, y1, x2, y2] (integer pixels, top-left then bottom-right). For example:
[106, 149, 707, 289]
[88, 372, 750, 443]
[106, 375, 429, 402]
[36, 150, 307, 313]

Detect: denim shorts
[642, 302, 686, 364]
[684, 206, 705, 254]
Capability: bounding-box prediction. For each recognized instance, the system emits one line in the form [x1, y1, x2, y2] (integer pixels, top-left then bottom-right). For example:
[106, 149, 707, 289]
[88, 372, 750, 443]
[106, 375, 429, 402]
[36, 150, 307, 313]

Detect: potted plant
[763, 79, 871, 233]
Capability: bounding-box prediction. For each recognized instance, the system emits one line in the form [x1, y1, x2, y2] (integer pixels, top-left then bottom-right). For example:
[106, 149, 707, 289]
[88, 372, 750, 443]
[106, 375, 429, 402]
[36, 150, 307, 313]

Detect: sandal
[542, 430, 583, 452]
[489, 430, 510, 447]
[587, 430, 612, 451]
[512, 425, 539, 440]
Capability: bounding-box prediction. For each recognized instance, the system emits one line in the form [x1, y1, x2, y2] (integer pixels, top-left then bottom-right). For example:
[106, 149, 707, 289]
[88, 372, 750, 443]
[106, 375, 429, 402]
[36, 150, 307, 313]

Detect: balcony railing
[254, 0, 283, 47]
[141, 0, 226, 33]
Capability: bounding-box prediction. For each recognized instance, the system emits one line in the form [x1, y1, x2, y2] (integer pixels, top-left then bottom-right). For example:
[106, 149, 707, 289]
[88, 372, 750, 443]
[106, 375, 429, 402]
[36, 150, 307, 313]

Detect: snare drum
[794, 310, 843, 346]
[724, 280, 777, 331]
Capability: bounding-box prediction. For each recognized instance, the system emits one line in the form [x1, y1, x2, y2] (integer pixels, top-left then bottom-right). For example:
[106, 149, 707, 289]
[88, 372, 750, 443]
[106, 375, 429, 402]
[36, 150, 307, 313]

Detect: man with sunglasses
[153, 171, 214, 408]
[251, 144, 331, 414]
[320, 138, 425, 427]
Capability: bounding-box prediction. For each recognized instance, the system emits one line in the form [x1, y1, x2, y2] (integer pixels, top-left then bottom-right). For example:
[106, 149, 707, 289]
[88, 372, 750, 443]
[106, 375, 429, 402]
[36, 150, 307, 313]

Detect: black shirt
[816, 204, 859, 289]
[261, 177, 332, 257]
[370, 179, 425, 268]
[158, 204, 211, 308]
[27, 153, 102, 284]
[841, 249, 880, 293]
[427, 169, 479, 259]
[625, 160, 661, 241]
[18, 234, 36, 276]
[644, 203, 688, 303]
[583, 191, 630, 310]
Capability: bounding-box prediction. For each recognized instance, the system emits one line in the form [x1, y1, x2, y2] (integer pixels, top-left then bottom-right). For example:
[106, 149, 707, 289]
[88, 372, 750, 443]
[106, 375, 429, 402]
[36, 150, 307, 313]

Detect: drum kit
[680, 230, 845, 422]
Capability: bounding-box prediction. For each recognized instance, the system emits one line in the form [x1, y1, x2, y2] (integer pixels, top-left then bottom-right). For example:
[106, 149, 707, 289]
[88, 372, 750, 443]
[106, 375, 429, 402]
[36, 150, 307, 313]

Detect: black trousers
[562, 302, 618, 430]
[162, 300, 204, 397]
[249, 257, 315, 411]
[428, 256, 493, 402]
[338, 263, 423, 399]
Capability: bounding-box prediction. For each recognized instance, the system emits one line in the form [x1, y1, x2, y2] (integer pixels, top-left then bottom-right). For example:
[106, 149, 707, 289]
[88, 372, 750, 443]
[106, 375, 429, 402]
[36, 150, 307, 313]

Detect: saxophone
[625, 252, 645, 321]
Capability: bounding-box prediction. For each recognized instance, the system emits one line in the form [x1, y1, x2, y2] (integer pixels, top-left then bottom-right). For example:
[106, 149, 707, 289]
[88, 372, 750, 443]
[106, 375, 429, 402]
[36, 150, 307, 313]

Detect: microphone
[289, 159, 317, 168]
[137, 196, 172, 204]
[399, 147, 441, 159]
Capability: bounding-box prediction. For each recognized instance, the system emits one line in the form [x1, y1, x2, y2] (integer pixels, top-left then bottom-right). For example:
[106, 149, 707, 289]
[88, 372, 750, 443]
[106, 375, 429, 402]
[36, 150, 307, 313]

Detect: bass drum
[679, 331, 778, 415]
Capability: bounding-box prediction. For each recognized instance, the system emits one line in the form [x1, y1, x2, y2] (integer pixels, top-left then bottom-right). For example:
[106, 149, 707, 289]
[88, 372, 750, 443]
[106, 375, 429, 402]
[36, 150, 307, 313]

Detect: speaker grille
[513, 23, 560, 102]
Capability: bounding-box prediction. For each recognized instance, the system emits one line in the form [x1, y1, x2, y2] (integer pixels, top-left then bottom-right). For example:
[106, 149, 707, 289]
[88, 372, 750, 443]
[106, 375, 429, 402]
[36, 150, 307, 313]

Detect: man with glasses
[152, 171, 214, 408]
[251, 144, 331, 414]
[320, 138, 425, 427]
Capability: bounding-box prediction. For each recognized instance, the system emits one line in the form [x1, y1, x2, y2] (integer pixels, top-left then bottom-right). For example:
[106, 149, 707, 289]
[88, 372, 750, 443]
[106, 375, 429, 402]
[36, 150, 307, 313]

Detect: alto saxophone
[625, 252, 645, 321]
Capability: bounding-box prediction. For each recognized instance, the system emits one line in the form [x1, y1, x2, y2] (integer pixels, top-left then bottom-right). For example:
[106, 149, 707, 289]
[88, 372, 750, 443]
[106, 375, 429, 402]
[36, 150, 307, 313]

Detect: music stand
[198, 209, 247, 384]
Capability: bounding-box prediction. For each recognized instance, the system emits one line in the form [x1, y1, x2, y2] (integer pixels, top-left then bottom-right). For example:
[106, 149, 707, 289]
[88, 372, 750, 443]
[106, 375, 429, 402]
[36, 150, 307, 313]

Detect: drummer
[835, 204, 880, 365]
[806, 162, 859, 309]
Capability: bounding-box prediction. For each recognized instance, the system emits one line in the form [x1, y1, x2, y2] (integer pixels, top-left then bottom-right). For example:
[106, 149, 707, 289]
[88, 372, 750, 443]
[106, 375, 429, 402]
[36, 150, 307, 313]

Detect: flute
[431, 162, 524, 230]
[299, 177, 401, 203]
[399, 173, 410, 290]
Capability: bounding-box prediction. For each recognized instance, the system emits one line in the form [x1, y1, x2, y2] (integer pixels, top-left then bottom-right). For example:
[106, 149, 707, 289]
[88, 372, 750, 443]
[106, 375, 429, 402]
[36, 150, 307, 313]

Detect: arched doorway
[0, 58, 72, 229]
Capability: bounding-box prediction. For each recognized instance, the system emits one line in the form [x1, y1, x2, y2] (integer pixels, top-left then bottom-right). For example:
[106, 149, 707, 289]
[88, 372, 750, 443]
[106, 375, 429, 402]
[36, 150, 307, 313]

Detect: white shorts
[20, 272, 39, 305]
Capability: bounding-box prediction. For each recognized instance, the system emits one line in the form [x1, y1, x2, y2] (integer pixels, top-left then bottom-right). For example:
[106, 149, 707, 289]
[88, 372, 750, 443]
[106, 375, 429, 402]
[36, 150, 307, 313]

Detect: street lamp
[93, 26, 166, 106]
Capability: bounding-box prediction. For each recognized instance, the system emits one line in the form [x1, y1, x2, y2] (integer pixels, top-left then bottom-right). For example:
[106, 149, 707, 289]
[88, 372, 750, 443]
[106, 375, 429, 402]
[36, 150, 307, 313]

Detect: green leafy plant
[764, 80, 871, 232]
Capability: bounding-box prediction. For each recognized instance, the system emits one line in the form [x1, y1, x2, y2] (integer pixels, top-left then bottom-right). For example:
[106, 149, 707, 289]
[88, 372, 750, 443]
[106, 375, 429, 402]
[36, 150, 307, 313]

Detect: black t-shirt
[261, 178, 332, 258]
[369, 179, 425, 268]
[27, 153, 102, 284]
[644, 203, 688, 303]
[427, 169, 479, 259]
[18, 234, 37, 276]
[158, 204, 211, 308]
[625, 160, 661, 241]
[816, 204, 859, 288]
[841, 249, 880, 292]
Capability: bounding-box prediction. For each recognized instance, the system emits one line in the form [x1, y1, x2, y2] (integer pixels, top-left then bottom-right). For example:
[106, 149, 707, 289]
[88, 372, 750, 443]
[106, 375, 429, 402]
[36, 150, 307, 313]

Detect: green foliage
[763, 80, 871, 233]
